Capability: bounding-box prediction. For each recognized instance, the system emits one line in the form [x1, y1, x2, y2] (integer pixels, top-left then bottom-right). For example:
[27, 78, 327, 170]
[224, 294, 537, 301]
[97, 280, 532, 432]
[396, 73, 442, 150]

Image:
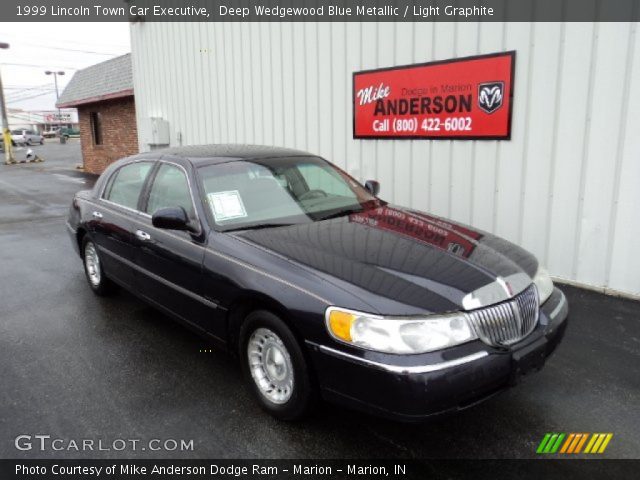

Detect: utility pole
[0, 42, 15, 165]
[45, 70, 65, 127]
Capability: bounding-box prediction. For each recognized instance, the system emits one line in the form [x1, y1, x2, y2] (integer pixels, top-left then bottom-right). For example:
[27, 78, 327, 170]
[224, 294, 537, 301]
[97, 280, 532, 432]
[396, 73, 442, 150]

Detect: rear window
[103, 162, 153, 210]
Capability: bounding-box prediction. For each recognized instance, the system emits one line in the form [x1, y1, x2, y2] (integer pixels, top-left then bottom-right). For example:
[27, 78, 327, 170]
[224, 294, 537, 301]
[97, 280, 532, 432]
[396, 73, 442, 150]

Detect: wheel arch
[76, 227, 87, 254]
[225, 290, 306, 358]
[226, 289, 321, 405]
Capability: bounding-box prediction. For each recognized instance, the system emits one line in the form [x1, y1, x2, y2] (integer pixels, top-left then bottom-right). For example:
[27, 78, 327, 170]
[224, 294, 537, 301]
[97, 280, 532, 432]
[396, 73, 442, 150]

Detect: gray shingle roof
[57, 53, 133, 108]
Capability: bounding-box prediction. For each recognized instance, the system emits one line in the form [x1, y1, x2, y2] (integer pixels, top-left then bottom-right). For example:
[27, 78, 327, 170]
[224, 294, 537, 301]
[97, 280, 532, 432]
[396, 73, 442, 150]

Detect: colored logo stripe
[537, 433, 612, 454]
[584, 433, 613, 454]
[536, 433, 565, 453]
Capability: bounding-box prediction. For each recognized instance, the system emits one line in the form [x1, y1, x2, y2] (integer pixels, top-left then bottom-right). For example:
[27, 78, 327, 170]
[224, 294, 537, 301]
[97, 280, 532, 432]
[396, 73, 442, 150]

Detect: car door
[133, 161, 213, 332]
[91, 161, 154, 288]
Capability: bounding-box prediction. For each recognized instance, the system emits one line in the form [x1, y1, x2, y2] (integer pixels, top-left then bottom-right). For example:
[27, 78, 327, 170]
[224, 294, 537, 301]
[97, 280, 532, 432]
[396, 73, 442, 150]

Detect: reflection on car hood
[236, 205, 538, 313]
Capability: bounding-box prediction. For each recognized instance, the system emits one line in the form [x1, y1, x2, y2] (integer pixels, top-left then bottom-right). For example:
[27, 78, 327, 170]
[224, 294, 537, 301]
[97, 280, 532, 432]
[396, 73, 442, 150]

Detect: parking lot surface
[1, 142, 639, 459]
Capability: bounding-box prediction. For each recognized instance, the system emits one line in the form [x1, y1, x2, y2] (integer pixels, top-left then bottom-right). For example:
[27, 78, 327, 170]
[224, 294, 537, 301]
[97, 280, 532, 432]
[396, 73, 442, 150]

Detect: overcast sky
[0, 23, 131, 111]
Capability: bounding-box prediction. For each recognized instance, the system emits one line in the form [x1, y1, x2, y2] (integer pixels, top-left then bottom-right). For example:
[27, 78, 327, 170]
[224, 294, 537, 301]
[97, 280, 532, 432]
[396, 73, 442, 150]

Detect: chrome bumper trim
[548, 290, 568, 320]
[311, 343, 488, 374]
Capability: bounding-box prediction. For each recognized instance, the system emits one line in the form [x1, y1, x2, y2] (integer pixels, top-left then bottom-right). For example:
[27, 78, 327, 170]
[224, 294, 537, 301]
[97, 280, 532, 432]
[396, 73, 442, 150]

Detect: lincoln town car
[66, 145, 569, 421]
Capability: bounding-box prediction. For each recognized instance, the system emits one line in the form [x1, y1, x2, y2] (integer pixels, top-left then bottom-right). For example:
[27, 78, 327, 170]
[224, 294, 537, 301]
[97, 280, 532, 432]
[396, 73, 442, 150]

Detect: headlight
[325, 307, 477, 354]
[533, 265, 554, 304]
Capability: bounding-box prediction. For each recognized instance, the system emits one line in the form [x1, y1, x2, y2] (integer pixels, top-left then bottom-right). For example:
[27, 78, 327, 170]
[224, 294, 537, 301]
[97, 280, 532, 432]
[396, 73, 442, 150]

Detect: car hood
[236, 205, 539, 314]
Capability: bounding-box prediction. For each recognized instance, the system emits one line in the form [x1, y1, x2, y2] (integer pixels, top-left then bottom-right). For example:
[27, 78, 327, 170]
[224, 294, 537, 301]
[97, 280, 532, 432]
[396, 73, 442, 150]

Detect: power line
[7, 91, 54, 104]
[1, 33, 128, 50]
[7, 90, 56, 102]
[20, 43, 121, 56]
[5, 84, 54, 96]
[5, 86, 54, 90]
[1, 62, 78, 70]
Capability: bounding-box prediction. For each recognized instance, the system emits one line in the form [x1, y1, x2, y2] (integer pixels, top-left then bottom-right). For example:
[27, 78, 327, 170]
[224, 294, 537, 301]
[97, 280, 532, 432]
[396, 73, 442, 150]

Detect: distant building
[8, 108, 78, 132]
[57, 53, 137, 174]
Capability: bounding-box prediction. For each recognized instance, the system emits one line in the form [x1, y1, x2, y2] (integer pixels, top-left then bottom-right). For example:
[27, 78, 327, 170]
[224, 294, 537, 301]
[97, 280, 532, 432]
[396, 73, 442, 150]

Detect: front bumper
[307, 287, 569, 421]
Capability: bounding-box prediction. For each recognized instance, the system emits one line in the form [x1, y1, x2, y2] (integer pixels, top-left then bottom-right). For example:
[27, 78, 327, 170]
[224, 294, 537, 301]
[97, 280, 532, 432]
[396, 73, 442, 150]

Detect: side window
[145, 164, 195, 217]
[104, 162, 152, 210]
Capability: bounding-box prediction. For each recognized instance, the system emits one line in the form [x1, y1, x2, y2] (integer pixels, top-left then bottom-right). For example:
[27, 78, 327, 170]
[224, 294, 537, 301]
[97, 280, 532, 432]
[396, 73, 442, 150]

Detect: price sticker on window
[207, 190, 247, 222]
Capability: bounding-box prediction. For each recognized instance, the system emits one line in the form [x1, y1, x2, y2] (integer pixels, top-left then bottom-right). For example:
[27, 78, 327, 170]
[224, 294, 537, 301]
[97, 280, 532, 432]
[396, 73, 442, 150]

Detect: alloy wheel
[84, 242, 101, 287]
[247, 327, 294, 404]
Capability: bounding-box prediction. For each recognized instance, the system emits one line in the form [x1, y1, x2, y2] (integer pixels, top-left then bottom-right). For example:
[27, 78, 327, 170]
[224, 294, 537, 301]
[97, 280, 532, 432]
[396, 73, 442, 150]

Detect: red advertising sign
[353, 51, 515, 140]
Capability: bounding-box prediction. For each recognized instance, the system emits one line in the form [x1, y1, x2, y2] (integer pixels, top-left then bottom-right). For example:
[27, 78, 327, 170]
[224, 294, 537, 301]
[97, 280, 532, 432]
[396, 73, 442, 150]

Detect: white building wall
[130, 22, 640, 297]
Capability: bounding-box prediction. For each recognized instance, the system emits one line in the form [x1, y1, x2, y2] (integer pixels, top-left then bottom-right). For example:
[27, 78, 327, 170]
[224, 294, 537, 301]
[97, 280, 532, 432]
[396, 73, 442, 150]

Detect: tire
[82, 237, 116, 296]
[240, 310, 315, 421]
[40, 138, 44, 145]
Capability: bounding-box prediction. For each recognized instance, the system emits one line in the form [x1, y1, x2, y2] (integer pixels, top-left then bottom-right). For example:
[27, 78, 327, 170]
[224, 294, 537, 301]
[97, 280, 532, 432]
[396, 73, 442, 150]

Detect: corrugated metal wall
[130, 21, 640, 297]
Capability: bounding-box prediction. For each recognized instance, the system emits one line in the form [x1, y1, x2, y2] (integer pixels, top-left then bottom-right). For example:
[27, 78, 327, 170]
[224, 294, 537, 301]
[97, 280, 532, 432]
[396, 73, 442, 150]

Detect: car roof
[132, 144, 316, 167]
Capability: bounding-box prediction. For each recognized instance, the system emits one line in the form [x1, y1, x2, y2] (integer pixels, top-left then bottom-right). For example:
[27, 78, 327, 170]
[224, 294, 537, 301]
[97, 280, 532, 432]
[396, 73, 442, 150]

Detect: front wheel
[240, 310, 315, 421]
[82, 237, 116, 296]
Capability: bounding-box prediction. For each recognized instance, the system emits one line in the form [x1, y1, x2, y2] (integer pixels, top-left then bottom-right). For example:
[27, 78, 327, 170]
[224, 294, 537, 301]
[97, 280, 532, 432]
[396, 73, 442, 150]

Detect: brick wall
[78, 96, 138, 174]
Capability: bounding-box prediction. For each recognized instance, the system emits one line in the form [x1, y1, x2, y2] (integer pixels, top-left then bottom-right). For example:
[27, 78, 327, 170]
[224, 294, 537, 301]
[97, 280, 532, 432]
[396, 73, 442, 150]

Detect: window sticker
[207, 190, 247, 222]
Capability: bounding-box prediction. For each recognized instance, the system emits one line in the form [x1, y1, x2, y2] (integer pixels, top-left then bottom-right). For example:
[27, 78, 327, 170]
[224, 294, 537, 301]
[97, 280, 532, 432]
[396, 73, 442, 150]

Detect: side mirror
[364, 180, 380, 197]
[152, 206, 195, 232]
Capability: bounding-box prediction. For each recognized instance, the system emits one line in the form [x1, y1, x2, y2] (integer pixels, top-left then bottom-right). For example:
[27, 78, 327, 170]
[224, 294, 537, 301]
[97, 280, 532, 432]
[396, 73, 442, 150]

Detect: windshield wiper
[317, 207, 365, 221]
[224, 223, 295, 232]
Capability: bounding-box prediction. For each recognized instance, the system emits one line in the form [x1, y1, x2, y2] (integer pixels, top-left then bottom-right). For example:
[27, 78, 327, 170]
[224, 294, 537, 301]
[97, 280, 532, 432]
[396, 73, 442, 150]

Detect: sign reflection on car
[349, 206, 482, 258]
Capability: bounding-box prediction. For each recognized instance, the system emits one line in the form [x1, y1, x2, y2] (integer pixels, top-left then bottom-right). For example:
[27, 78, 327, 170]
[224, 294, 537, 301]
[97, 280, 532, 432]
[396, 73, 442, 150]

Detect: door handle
[135, 230, 151, 241]
[92, 211, 103, 219]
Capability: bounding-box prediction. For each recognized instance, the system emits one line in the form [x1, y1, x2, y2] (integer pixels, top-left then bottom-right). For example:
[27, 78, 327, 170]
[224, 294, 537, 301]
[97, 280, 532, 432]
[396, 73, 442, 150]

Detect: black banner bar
[1, 0, 639, 22]
[2, 459, 640, 480]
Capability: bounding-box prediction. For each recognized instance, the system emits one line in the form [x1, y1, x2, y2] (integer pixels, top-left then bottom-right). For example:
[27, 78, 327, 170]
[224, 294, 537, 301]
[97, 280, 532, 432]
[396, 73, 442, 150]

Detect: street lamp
[45, 70, 65, 127]
[0, 41, 15, 164]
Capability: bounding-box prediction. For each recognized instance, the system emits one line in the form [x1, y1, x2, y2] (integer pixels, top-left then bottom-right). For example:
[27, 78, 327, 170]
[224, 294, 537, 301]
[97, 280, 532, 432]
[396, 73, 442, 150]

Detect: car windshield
[198, 156, 384, 231]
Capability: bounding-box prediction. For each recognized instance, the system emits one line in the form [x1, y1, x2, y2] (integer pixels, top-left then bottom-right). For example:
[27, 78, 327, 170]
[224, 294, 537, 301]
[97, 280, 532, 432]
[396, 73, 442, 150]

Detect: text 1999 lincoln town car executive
[66, 145, 568, 421]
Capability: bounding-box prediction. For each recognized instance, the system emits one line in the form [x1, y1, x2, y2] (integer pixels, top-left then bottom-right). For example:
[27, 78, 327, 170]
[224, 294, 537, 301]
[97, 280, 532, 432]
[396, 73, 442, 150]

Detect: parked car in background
[66, 145, 569, 421]
[11, 129, 44, 146]
[59, 127, 81, 139]
[43, 128, 59, 138]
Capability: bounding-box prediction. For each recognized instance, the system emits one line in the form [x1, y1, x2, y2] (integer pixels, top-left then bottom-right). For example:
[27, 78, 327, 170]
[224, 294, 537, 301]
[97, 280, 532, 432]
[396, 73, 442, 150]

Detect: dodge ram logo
[478, 82, 504, 114]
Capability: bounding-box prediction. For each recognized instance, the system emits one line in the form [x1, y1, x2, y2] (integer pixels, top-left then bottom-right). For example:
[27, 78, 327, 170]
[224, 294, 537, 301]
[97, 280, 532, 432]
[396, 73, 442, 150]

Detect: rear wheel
[82, 237, 116, 296]
[240, 310, 314, 420]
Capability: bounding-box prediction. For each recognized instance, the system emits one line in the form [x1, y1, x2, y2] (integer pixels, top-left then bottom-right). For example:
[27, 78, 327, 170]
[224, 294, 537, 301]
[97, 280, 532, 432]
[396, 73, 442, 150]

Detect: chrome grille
[465, 285, 539, 347]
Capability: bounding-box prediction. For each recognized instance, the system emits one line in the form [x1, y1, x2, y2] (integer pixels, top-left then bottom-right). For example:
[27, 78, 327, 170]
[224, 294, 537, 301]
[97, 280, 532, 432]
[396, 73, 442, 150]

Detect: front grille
[465, 285, 539, 347]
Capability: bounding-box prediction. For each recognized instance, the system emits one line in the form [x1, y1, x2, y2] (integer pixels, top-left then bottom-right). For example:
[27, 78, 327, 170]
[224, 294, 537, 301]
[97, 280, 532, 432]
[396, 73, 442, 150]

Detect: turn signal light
[327, 310, 355, 342]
